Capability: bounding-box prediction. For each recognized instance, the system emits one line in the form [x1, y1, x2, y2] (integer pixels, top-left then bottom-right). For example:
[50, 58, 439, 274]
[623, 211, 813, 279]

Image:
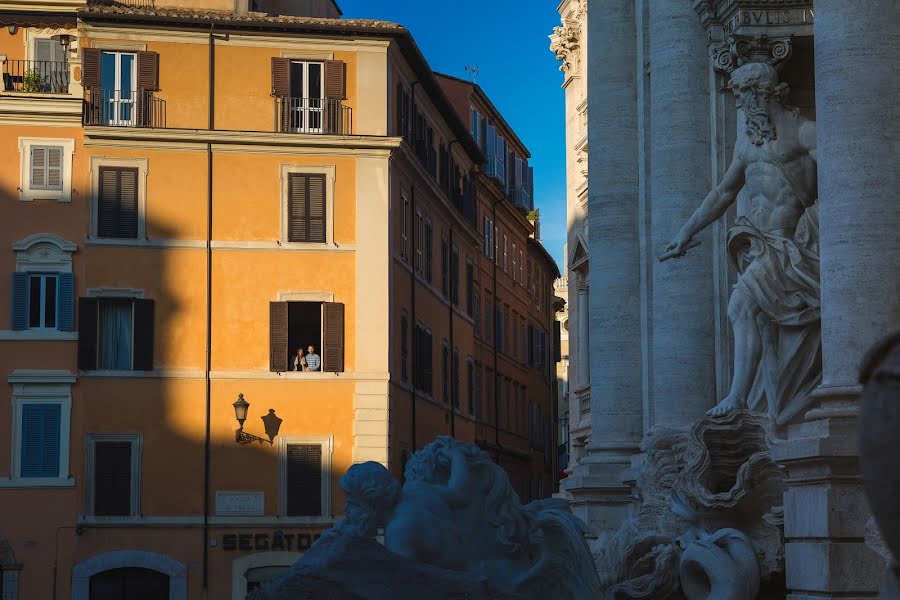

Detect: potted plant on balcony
[22, 68, 44, 93]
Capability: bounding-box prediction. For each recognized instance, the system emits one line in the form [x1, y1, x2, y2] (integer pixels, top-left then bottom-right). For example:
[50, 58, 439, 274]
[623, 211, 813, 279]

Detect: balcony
[575, 386, 591, 417]
[275, 96, 351, 135]
[2, 60, 69, 94]
[509, 185, 533, 212]
[83, 89, 166, 128]
[483, 154, 505, 185]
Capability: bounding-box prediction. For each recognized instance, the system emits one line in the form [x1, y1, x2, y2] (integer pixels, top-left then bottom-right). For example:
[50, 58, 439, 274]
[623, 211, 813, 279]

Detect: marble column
[560, 0, 643, 535]
[576, 277, 590, 388]
[774, 1, 900, 597]
[647, 0, 716, 427]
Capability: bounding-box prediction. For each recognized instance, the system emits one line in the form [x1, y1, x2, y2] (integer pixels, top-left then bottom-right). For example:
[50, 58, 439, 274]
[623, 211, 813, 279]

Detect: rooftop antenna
[464, 64, 479, 83]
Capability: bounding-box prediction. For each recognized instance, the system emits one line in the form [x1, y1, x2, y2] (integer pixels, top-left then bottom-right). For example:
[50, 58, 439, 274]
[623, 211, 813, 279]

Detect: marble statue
[257, 436, 602, 600]
[593, 411, 786, 599]
[660, 62, 821, 428]
[859, 330, 900, 599]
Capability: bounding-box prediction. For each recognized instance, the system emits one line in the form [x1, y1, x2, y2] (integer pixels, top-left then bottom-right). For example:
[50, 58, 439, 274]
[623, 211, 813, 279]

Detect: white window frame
[279, 164, 336, 248]
[89, 156, 149, 242]
[100, 50, 138, 126]
[3, 370, 75, 488]
[26, 273, 58, 330]
[285, 60, 325, 134]
[84, 433, 142, 518]
[278, 435, 333, 519]
[18, 138, 75, 202]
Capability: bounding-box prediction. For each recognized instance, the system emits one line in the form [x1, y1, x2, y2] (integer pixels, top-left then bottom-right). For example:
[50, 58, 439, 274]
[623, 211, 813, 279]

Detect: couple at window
[293, 345, 321, 372]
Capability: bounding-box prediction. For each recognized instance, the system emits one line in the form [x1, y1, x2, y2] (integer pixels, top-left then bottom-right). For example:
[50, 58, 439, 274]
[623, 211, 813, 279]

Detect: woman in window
[292, 347, 307, 372]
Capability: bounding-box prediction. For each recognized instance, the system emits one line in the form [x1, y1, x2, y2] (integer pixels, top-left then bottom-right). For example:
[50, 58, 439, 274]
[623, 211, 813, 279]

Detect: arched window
[72, 551, 186, 600]
[89, 567, 169, 600]
[0, 536, 21, 600]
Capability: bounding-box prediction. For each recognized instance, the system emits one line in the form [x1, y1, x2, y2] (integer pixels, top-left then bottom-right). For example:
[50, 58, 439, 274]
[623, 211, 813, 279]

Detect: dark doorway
[89, 567, 169, 600]
[288, 302, 322, 369]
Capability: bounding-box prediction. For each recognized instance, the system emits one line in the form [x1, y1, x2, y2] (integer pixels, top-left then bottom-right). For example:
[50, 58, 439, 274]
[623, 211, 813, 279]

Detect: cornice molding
[0, 95, 82, 127]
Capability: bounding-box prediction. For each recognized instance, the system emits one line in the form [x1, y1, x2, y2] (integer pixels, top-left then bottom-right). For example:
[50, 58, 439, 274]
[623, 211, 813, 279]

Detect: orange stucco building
[0, 0, 560, 598]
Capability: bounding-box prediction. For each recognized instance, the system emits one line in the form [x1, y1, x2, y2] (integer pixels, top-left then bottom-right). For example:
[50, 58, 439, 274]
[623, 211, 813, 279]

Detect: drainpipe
[492, 187, 500, 453]
[445, 138, 462, 439]
[408, 80, 421, 451]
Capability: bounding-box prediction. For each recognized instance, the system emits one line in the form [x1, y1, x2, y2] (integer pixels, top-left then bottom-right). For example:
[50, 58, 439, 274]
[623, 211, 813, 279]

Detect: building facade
[553, 0, 898, 597]
[553, 271, 568, 476]
[0, 1, 560, 598]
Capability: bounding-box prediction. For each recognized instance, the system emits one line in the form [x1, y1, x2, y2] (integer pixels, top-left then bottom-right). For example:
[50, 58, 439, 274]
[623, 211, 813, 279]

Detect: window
[450, 246, 459, 306]
[466, 358, 474, 415]
[473, 290, 481, 337]
[18, 138, 75, 202]
[279, 437, 331, 518]
[494, 226, 499, 264]
[287, 173, 326, 243]
[11, 271, 74, 333]
[413, 323, 433, 394]
[424, 218, 433, 283]
[520, 318, 527, 365]
[284, 60, 324, 133]
[484, 295, 492, 345]
[400, 190, 410, 263]
[495, 305, 502, 352]
[442, 343, 450, 404]
[474, 362, 482, 418]
[415, 210, 425, 276]
[100, 51, 137, 126]
[503, 235, 509, 272]
[512, 311, 518, 361]
[485, 368, 494, 425]
[77, 297, 154, 372]
[465, 259, 474, 316]
[511, 243, 517, 281]
[483, 216, 492, 258]
[89, 567, 169, 600]
[514, 384, 520, 433]
[32, 37, 68, 93]
[9, 371, 74, 485]
[504, 305, 510, 355]
[268, 300, 344, 373]
[400, 312, 409, 383]
[452, 348, 460, 408]
[440, 234, 449, 296]
[97, 167, 138, 239]
[519, 250, 524, 284]
[86, 434, 141, 517]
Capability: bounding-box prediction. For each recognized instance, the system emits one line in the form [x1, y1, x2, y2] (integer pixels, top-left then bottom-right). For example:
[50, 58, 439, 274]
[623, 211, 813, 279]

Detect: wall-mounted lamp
[7, 24, 18, 36]
[233, 393, 282, 445]
[52, 33, 74, 55]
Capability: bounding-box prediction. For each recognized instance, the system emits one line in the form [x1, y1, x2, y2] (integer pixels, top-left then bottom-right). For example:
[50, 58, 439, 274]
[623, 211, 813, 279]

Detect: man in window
[306, 345, 321, 372]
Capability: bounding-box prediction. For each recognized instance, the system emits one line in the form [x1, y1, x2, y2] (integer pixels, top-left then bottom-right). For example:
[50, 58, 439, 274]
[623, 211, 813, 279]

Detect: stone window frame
[2, 370, 75, 488]
[279, 163, 336, 248]
[71, 550, 187, 600]
[18, 137, 75, 202]
[88, 156, 149, 242]
[277, 435, 333, 520]
[84, 432, 143, 518]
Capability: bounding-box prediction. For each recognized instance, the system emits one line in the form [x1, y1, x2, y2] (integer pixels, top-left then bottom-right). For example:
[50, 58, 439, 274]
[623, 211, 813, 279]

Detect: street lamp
[7, 24, 18, 36]
[232, 393, 282, 445]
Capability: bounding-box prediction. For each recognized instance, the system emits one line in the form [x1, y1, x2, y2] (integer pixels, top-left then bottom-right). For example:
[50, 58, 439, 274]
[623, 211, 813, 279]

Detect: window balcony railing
[2, 60, 69, 94]
[483, 154, 505, 184]
[275, 96, 351, 135]
[83, 89, 166, 128]
[510, 185, 533, 212]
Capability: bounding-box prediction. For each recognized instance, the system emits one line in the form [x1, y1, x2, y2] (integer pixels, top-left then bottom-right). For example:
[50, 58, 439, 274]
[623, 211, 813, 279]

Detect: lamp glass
[233, 394, 250, 425]
[7, 24, 18, 35]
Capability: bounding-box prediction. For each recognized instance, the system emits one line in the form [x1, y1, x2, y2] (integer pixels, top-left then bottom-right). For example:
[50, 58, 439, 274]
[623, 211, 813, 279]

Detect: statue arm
[436, 448, 471, 509]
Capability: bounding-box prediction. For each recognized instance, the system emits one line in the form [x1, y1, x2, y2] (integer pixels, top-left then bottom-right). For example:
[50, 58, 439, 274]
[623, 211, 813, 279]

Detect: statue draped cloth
[727, 201, 821, 427]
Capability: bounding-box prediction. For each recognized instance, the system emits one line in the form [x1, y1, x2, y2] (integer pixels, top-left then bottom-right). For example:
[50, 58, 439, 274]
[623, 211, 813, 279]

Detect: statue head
[729, 62, 795, 145]
[338, 461, 401, 538]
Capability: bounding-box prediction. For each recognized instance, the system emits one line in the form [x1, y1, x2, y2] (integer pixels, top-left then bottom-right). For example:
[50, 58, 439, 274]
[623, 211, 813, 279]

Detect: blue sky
[339, 0, 568, 271]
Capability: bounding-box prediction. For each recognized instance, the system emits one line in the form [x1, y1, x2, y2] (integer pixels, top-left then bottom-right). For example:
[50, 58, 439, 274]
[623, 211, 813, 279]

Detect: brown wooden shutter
[307, 175, 326, 243]
[322, 302, 344, 373]
[137, 51, 160, 91]
[78, 297, 99, 370]
[324, 60, 345, 99]
[271, 57, 290, 97]
[82, 48, 101, 89]
[94, 441, 132, 516]
[98, 167, 138, 239]
[270, 301, 289, 372]
[286, 444, 322, 516]
[287, 174, 308, 242]
[132, 299, 154, 371]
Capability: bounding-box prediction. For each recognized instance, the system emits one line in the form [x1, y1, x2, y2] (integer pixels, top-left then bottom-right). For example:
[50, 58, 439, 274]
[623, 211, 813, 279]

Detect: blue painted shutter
[20, 404, 61, 478]
[11, 272, 28, 330]
[57, 273, 74, 332]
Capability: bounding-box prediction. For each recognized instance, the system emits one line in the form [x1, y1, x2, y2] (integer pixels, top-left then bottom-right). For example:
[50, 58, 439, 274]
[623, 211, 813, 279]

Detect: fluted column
[576, 277, 590, 388]
[775, 2, 899, 597]
[647, 0, 716, 427]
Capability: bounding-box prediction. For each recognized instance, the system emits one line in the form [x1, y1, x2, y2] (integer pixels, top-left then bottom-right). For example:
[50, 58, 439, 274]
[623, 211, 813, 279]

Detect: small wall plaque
[215, 491, 265, 516]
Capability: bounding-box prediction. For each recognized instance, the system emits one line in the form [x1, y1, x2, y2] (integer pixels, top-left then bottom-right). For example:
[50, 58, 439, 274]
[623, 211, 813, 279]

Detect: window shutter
[269, 301, 289, 372]
[11, 272, 28, 331]
[322, 302, 345, 373]
[132, 299, 154, 371]
[137, 51, 160, 91]
[31, 146, 47, 188]
[424, 330, 433, 394]
[20, 404, 60, 478]
[271, 57, 290, 97]
[307, 174, 326, 243]
[47, 146, 63, 189]
[424, 220, 433, 283]
[78, 297, 99, 370]
[94, 441, 132, 516]
[286, 444, 322, 516]
[82, 48, 101, 89]
[98, 167, 138, 239]
[288, 174, 326, 243]
[56, 273, 74, 332]
[324, 60, 345, 99]
[554, 320, 562, 363]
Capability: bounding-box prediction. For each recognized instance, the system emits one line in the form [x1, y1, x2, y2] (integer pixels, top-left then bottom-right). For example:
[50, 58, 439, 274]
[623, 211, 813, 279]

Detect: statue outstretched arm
[437, 447, 472, 509]
[661, 153, 746, 261]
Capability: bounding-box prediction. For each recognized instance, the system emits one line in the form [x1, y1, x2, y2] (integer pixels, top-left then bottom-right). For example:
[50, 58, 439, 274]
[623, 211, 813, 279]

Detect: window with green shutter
[20, 403, 61, 478]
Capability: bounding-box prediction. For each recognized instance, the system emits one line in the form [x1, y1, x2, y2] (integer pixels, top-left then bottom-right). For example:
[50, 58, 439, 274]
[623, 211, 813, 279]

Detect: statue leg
[708, 289, 762, 417]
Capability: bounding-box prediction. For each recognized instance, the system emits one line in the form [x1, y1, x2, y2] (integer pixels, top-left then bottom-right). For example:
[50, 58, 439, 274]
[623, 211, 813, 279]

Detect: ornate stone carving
[549, 15, 582, 76]
[592, 411, 786, 599]
[710, 34, 793, 75]
[259, 437, 602, 599]
[661, 62, 820, 429]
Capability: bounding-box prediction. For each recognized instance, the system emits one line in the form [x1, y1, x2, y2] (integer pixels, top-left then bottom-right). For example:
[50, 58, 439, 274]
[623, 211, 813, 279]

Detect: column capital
[710, 33, 793, 75]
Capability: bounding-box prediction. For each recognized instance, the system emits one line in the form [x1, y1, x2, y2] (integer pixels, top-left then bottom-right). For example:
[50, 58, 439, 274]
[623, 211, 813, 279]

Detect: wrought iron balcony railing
[2, 60, 69, 94]
[510, 185, 533, 212]
[274, 96, 351, 135]
[83, 89, 166, 128]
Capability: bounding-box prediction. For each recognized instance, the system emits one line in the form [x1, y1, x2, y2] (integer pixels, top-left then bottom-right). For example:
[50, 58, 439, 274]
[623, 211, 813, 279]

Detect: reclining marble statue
[255, 436, 602, 599]
[660, 61, 821, 428]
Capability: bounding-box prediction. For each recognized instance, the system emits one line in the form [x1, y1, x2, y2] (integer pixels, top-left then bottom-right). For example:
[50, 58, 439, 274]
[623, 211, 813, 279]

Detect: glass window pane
[29, 276, 42, 328]
[308, 63, 322, 99]
[119, 53, 134, 92]
[45, 275, 57, 328]
[99, 299, 133, 370]
[101, 52, 116, 91]
[290, 61, 303, 98]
